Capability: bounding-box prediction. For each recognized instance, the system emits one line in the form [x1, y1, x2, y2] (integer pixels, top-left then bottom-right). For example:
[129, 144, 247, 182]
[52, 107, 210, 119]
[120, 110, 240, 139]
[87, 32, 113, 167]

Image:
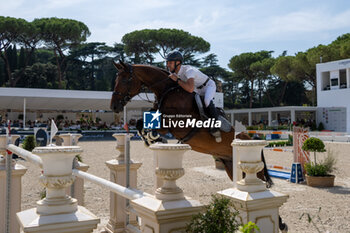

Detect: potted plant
[302, 137, 336, 187]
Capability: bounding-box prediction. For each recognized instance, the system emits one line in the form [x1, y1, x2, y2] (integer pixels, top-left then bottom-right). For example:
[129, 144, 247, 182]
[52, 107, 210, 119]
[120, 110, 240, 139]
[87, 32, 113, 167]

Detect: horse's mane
[134, 64, 170, 77]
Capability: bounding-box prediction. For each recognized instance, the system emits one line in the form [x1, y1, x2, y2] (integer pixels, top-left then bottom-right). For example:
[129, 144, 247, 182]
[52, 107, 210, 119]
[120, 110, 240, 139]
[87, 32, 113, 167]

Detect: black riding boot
[207, 100, 222, 143]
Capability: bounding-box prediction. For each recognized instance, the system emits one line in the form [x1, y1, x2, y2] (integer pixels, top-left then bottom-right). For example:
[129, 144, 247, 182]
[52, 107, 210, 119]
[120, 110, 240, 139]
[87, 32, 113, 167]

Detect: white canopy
[0, 87, 154, 111]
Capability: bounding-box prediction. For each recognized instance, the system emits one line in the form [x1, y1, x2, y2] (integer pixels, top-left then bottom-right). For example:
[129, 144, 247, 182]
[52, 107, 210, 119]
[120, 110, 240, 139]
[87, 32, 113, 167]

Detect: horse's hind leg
[220, 158, 233, 181]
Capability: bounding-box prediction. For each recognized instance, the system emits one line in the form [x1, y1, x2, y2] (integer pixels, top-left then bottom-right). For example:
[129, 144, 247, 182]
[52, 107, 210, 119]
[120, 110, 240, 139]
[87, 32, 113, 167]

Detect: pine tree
[10, 44, 18, 72]
[18, 47, 26, 69]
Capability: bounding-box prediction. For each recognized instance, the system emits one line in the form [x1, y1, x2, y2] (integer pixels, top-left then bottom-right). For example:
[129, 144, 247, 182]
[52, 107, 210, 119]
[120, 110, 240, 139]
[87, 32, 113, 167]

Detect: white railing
[1, 133, 201, 233]
[7, 144, 43, 167]
[310, 131, 350, 142]
[72, 169, 143, 200]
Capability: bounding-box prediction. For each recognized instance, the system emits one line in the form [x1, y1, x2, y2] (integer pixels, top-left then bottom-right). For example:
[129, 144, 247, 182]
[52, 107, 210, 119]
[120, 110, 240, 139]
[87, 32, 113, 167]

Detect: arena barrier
[1, 133, 290, 233]
[0, 133, 204, 233]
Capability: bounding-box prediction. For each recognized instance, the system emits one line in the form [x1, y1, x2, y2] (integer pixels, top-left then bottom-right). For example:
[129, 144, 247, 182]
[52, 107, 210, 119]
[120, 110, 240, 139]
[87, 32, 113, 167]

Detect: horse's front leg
[136, 118, 168, 146]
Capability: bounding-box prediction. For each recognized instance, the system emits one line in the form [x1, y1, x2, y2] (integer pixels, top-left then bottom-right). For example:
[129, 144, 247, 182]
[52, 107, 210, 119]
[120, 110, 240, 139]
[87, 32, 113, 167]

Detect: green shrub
[304, 162, 328, 176]
[287, 135, 293, 146]
[302, 137, 326, 164]
[304, 150, 336, 177]
[317, 122, 325, 131]
[186, 195, 240, 233]
[239, 221, 260, 233]
[266, 140, 289, 148]
[22, 135, 36, 151]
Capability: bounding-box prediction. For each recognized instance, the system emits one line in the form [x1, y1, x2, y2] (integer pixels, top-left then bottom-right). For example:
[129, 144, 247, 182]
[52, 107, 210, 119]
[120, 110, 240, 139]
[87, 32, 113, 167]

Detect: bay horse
[110, 61, 287, 232]
[110, 61, 269, 182]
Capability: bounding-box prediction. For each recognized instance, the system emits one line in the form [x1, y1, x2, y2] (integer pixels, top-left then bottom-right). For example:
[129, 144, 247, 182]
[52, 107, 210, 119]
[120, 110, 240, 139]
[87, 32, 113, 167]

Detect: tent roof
[0, 88, 154, 111]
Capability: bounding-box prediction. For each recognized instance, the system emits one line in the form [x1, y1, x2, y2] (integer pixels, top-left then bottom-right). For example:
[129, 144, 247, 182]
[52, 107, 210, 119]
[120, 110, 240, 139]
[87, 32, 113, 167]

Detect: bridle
[112, 64, 178, 107]
[112, 64, 135, 107]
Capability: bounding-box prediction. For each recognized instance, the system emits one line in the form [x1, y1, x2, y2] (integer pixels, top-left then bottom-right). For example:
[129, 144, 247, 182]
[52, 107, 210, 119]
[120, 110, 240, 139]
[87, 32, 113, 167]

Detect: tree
[15, 62, 58, 88]
[0, 16, 36, 86]
[34, 17, 90, 88]
[228, 51, 273, 108]
[122, 28, 210, 64]
[250, 57, 275, 107]
[201, 53, 218, 67]
[68, 42, 110, 90]
[270, 56, 296, 106]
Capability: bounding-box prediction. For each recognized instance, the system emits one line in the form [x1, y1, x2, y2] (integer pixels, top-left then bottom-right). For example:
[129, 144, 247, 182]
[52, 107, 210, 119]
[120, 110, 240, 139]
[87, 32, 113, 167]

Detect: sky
[2, 0, 350, 68]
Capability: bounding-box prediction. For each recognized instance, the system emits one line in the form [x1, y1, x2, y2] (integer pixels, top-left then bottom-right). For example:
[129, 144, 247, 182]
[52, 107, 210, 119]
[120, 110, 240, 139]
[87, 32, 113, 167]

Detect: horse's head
[110, 61, 143, 113]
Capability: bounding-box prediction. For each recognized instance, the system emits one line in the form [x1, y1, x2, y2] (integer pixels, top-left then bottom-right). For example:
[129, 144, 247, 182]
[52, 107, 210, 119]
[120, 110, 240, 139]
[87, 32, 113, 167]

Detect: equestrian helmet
[166, 50, 183, 63]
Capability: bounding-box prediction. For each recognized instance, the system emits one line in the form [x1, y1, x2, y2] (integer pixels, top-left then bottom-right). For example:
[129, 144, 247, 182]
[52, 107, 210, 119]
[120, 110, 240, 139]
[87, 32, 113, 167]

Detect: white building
[317, 58, 350, 133]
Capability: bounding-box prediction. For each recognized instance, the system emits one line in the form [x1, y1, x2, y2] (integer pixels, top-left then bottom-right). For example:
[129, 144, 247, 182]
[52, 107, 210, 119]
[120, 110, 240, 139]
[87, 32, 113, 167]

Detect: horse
[110, 61, 287, 232]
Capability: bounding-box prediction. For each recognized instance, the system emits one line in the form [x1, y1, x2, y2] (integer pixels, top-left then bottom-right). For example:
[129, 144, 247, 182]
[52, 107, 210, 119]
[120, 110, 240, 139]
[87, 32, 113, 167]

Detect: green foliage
[228, 50, 273, 108]
[186, 195, 240, 233]
[303, 137, 326, 164]
[302, 137, 326, 153]
[40, 188, 46, 199]
[239, 221, 260, 233]
[122, 28, 210, 65]
[323, 151, 337, 174]
[304, 150, 336, 176]
[267, 140, 290, 147]
[304, 162, 328, 176]
[317, 122, 325, 131]
[33, 17, 90, 88]
[288, 135, 293, 146]
[300, 207, 327, 233]
[22, 135, 36, 151]
[246, 125, 290, 130]
[75, 154, 83, 162]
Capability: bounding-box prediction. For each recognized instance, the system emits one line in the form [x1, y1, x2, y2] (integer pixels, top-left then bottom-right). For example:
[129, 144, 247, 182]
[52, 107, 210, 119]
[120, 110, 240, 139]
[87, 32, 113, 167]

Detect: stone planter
[305, 174, 335, 187]
[231, 139, 267, 193]
[150, 143, 191, 201]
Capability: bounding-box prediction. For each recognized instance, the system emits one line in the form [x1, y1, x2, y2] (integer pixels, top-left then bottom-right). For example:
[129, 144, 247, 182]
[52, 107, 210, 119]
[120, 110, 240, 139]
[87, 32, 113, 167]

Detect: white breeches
[195, 79, 216, 107]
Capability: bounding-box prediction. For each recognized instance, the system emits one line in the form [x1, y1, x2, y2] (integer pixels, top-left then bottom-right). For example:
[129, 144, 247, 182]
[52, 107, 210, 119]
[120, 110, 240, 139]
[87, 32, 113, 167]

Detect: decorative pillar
[0, 135, 27, 233]
[16, 146, 99, 233]
[105, 134, 142, 233]
[131, 144, 203, 233]
[59, 133, 82, 146]
[218, 140, 289, 233]
[59, 134, 87, 206]
[65, 161, 89, 206]
[268, 111, 272, 126]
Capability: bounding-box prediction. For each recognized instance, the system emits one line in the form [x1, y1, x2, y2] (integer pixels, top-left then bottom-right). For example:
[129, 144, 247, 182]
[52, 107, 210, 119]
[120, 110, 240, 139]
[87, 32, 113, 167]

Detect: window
[331, 78, 338, 86]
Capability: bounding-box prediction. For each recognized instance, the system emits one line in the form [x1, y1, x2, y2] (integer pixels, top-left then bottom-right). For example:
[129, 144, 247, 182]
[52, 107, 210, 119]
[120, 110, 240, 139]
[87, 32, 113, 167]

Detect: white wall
[317, 59, 350, 133]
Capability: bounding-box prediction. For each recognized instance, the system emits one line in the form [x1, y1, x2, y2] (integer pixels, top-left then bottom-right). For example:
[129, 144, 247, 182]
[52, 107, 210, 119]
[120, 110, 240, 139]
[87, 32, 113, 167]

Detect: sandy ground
[18, 140, 350, 233]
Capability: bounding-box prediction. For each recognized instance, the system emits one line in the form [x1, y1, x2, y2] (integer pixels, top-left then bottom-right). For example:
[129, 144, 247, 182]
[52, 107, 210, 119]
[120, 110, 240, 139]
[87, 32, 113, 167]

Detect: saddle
[194, 94, 232, 132]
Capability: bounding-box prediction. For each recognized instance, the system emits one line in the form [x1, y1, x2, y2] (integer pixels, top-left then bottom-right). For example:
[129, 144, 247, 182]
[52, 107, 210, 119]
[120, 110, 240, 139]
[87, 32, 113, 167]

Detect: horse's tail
[261, 149, 273, 188]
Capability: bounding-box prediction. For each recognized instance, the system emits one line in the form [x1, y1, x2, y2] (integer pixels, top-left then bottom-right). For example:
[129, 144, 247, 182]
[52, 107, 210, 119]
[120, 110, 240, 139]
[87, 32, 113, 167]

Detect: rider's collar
[177, 64, 185, 76]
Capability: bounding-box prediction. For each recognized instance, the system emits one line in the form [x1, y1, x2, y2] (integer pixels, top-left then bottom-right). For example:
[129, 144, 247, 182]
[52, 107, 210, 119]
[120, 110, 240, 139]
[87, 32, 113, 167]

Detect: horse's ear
[119, 60, 128, 69]
[113, 61, 123, 70]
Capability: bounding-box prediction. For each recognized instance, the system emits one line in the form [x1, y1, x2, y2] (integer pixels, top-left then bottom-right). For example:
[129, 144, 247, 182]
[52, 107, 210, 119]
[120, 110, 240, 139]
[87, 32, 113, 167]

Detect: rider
[166, 50, 222, 142]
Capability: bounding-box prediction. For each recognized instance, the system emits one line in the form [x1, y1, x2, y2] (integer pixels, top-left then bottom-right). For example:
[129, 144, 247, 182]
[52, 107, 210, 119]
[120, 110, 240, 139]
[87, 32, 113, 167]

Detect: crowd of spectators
[0, 117, 139, 131]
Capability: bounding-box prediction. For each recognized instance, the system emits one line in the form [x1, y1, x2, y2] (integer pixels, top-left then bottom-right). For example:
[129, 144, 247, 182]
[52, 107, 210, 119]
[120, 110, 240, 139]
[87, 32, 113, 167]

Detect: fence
[0, 133, 203, 233]
[1, 133, 288, 233]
